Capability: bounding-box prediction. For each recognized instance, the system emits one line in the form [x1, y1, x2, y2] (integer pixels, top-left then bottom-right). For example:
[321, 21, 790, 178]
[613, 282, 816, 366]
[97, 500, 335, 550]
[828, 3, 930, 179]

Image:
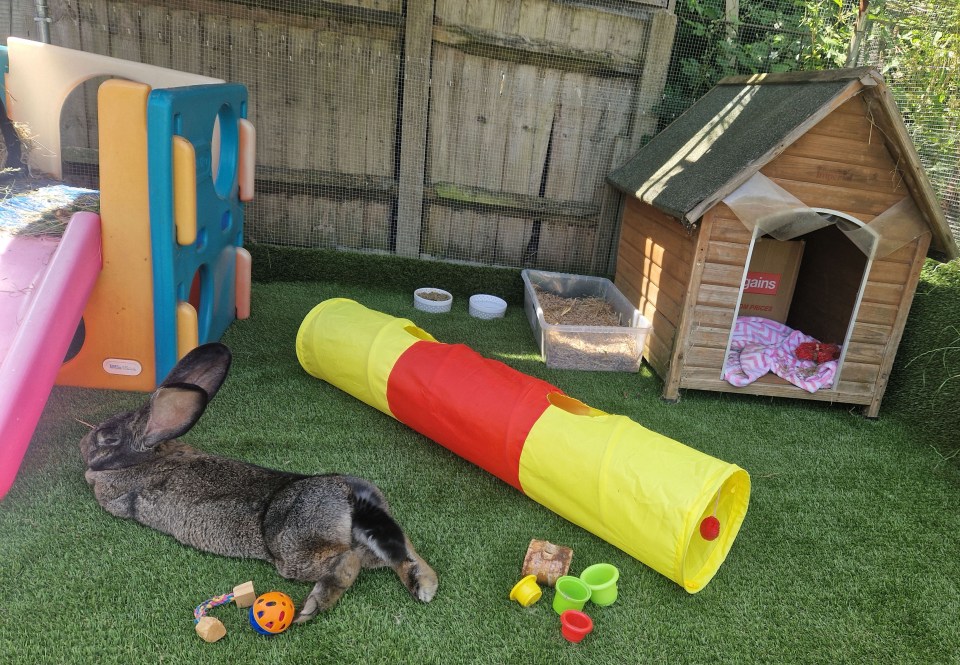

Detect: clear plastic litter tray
[521, 269, 651, 372]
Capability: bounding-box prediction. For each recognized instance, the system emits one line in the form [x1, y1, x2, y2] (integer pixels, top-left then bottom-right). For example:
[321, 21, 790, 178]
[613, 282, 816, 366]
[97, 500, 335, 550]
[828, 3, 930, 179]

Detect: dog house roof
[607, 67, 957, 260]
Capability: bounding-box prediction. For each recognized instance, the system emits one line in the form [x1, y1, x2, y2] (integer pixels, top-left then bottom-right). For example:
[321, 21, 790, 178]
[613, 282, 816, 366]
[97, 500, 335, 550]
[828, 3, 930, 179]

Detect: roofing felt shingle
[607, 78, 855, 223]
[608, 67, 957, 260]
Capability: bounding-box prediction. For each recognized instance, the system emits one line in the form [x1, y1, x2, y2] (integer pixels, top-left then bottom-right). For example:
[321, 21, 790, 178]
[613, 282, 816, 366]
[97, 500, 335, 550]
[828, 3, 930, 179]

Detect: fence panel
[426, 0, 675, 273]
[9, 0, 675, 273]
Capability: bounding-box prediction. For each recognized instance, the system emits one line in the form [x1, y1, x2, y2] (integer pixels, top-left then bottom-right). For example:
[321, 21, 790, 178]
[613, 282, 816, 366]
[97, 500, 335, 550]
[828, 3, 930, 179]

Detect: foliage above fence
[665, 0, 960, 239]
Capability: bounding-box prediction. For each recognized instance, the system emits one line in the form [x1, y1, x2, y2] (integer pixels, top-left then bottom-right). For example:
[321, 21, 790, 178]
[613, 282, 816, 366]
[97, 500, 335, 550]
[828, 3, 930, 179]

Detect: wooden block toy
[195, 616, 226, 643]
[232, 581, 256, 608]
[521, 538, 574, 586]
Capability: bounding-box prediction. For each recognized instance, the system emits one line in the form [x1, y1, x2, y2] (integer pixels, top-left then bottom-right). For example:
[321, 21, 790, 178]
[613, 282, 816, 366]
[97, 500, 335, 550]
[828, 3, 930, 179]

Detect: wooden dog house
[607, 68, 957, 417]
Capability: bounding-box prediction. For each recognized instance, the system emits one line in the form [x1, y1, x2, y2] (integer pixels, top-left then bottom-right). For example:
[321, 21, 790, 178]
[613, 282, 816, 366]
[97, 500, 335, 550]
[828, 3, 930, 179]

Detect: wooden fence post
[395, 0, 435, 258]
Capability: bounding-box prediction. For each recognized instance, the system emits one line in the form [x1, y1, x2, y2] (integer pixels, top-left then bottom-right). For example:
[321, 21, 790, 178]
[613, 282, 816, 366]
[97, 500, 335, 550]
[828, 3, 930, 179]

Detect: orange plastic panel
[57, 79, 158, 391]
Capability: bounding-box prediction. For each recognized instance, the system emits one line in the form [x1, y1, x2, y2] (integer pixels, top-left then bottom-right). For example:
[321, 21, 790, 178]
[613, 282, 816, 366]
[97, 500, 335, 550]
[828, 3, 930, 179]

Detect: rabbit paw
[407, 560, 438, 603]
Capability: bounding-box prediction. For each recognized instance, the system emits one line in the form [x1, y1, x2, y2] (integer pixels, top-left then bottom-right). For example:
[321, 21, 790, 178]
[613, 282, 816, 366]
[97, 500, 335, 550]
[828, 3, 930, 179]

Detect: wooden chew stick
[521, 539, 574, 586]
[195, 616, 227, 643]
[232, 581, 256, 608]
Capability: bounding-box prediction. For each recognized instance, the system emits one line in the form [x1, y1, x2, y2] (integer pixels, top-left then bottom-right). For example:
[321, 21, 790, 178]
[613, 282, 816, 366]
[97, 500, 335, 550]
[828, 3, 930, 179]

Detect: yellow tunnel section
[520, 393, 750, 593]
[296, 298, 436, 416]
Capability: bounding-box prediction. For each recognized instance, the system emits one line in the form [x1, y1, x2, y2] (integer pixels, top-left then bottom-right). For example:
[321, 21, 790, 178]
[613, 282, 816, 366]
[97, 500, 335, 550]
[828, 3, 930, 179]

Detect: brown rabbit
[80, 343, 437, 623]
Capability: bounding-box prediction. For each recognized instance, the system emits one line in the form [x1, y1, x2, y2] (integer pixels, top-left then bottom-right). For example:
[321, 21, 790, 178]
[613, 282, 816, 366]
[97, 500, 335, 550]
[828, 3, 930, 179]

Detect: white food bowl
[414, 288, 453, 313]
[469, 294, 507, 319]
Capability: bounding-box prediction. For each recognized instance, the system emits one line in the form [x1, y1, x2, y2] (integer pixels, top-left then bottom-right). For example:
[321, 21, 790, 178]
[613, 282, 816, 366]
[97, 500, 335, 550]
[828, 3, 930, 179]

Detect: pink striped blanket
[722, 317, 838, 393]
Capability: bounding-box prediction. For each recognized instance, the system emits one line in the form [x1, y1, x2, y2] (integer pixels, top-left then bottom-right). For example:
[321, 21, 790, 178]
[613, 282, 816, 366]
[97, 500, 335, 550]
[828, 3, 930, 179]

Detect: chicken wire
[851, 0, 960, 242]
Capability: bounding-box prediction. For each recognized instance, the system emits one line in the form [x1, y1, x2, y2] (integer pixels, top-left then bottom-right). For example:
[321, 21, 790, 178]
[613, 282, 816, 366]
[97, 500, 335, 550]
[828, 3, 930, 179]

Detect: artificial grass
[1, 253, 959, 664]
[886, 259, 960, 460]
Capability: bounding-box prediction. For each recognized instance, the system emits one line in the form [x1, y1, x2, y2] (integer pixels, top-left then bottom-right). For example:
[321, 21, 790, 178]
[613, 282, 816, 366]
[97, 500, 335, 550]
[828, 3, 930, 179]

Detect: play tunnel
[296, 298, 750, 592]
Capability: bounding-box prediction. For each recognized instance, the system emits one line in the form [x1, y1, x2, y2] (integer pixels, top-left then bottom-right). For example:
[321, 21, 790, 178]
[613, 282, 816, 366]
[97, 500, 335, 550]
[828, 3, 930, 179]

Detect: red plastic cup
[560, 610, 594, 643]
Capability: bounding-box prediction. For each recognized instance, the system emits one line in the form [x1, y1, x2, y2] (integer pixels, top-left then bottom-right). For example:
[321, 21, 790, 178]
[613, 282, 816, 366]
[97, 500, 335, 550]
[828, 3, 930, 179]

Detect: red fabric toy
[795, 342, 841, 364]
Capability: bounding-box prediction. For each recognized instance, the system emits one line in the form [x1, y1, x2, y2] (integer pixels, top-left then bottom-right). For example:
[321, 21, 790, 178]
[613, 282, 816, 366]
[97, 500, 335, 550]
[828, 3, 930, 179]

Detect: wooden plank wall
[427, 0, 675, 273]
[613, 197, 695, 379]
[8, 0, 676, 272]
[1, 0, 37, 43]
[33, 0, 403, 253]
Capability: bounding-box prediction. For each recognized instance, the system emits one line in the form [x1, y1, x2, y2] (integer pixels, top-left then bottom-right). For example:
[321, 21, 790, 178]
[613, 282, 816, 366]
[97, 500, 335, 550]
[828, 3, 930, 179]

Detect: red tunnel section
[386, 341, 559, 490]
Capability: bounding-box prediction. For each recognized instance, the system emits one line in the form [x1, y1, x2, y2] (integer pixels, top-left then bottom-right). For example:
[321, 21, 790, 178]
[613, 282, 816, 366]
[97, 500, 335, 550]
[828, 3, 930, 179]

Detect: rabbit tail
[348, 478, 439, 603]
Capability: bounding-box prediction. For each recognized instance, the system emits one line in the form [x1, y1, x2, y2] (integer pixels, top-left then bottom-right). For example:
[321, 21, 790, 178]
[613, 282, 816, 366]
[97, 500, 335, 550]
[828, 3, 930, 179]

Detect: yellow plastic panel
[57, 79, 159, 391]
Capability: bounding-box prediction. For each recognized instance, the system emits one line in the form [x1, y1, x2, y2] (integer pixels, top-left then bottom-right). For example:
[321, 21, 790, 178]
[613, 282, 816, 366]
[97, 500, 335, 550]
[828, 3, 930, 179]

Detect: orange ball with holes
[248, 591, 295, 635]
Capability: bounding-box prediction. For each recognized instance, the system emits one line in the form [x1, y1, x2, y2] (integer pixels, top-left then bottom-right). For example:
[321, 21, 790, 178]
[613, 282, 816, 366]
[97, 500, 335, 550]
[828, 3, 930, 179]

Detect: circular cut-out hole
[211, 104, 239, 199]
[189, 269, 201, 310]
[64, 318, 86, 363]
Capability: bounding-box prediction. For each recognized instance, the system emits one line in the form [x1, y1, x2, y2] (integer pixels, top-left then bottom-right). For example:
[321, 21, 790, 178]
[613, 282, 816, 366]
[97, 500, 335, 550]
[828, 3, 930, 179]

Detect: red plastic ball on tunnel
[700, 515, 720, 541]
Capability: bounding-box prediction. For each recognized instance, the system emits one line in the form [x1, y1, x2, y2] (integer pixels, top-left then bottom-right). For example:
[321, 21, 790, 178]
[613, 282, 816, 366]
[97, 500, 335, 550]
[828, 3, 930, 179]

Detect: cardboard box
[737, 238, 804, 323]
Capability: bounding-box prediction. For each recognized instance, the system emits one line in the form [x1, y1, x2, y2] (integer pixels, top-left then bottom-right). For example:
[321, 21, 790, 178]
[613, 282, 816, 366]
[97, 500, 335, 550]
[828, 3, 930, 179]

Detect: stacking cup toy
[560, 610, 594, 643]
[580, 563, 620, 606]
[510, 574, 543, 607]
[552, 576, 592, 615]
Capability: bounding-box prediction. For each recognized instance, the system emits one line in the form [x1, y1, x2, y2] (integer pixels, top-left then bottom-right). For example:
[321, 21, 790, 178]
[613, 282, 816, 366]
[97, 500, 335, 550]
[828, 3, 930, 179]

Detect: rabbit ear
[140, 384, 208, 450]
[159, 343, 232, 400]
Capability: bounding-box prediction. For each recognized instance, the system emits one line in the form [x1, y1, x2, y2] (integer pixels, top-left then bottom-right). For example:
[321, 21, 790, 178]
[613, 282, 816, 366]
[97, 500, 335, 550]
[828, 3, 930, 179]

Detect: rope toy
[193, 581, 257, 643]
[194, 591, 235, 623]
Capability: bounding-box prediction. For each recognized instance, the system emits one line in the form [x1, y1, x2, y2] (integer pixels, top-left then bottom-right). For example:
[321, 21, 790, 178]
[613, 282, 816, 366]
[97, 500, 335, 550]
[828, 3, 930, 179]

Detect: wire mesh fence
[1, 0, 957, 273]
[852, 0, 960, 240]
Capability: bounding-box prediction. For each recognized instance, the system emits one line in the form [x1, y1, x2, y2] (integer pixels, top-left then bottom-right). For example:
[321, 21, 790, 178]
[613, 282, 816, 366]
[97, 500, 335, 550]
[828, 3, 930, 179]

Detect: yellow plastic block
[57, 79, 158, 391]
[173, 136, 198, 246]
[177, 302, 199, 361]
[238, 119, 256, 202]
[235, 248, 252, 320]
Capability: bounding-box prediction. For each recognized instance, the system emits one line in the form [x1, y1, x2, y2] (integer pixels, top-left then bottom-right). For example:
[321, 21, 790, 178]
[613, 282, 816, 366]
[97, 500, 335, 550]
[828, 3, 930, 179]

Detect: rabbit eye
[97, 430, 121, 447]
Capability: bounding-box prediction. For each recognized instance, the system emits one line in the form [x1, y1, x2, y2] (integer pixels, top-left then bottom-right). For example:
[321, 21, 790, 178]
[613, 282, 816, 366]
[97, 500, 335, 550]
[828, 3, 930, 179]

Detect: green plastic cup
[580, 563, 620, 606]
[552, 576, 592, 615]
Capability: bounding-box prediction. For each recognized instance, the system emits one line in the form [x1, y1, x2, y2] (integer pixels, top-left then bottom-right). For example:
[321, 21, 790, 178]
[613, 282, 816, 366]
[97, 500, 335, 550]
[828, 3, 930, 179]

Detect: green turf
[1, 250, 958, 664]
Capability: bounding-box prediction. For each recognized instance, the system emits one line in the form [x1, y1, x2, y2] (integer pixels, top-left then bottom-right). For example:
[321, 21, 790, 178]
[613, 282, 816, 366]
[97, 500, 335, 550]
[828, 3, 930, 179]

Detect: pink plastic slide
[0, 212, 101, 499]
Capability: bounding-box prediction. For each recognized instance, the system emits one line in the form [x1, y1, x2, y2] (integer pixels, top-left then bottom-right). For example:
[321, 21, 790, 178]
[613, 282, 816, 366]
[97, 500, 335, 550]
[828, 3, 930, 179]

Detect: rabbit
[79, 342, 438, 623]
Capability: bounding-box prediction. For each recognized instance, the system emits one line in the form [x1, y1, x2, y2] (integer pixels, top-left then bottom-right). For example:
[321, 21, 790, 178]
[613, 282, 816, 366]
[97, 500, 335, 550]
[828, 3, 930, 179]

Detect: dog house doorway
[725, 210, 878, 390]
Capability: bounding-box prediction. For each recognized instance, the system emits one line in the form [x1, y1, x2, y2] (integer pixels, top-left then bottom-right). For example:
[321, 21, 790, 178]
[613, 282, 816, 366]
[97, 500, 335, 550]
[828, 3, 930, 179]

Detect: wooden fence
[2, 0, 676, 274]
